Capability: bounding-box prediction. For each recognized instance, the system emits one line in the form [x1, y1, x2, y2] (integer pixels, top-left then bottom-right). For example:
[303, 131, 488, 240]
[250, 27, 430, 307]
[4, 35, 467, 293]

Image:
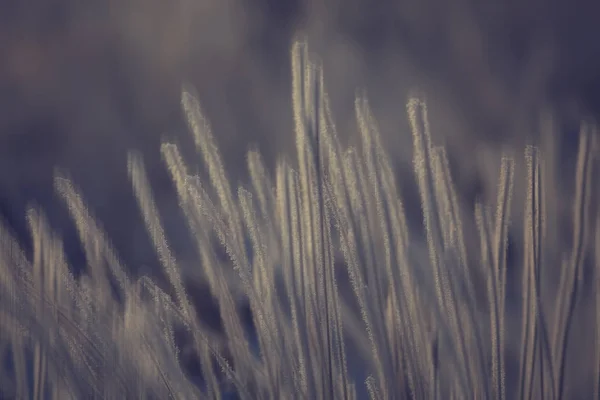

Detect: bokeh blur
[1, 0, 598, 279]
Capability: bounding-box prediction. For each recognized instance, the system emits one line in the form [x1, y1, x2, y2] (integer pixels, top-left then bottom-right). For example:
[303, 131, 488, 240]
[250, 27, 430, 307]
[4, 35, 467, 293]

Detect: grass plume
[0, 40, 599, 399]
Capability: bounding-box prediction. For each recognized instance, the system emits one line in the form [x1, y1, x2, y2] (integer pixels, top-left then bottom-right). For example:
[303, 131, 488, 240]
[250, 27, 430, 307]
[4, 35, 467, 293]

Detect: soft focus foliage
[1, 41, 599, 399]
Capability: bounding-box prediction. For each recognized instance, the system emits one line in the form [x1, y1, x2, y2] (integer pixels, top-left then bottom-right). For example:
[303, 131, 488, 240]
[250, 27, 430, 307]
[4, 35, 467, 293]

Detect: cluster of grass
[1, 40, 599, 399]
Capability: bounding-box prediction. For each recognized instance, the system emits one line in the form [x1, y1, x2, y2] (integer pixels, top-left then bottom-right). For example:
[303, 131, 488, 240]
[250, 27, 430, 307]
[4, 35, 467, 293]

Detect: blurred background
[1, 0, 599, 279]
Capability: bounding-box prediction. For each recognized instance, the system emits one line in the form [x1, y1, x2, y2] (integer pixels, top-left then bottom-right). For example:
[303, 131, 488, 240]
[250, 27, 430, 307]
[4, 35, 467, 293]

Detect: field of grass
[0, 40, 598, 399]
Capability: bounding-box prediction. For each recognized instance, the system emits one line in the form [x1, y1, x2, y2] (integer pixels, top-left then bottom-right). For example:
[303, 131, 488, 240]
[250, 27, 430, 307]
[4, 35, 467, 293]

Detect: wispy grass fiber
[0, 40, 598, 399]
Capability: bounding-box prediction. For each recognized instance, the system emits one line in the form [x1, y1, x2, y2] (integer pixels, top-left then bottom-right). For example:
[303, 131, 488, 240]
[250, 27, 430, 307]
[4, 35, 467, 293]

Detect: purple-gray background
[0, 0, 597, 280]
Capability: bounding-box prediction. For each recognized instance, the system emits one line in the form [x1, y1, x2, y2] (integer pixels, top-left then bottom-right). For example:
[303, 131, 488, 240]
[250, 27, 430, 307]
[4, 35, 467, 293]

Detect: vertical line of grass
[553, 125, 596, 399]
